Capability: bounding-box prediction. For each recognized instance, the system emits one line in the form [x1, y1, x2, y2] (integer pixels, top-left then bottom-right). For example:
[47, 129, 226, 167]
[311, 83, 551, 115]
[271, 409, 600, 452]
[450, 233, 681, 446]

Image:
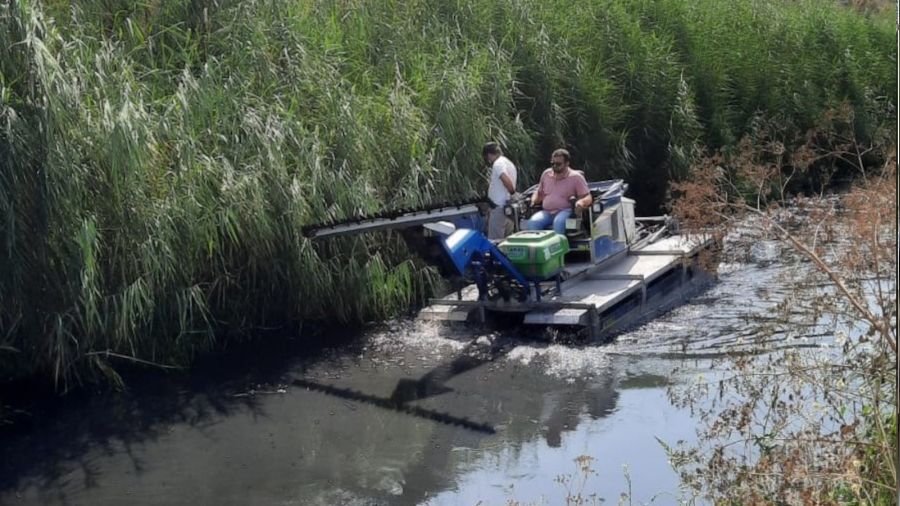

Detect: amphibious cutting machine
[302, 179, 711, 340]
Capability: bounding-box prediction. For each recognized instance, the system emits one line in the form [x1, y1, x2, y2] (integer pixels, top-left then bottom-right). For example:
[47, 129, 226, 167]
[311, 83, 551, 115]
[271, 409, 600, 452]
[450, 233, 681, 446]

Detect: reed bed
[0, 0, 894, 386]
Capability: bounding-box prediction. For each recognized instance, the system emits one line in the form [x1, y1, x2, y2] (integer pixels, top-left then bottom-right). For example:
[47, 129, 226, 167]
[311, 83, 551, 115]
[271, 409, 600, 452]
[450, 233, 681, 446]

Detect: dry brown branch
[735, 202, 896, 354]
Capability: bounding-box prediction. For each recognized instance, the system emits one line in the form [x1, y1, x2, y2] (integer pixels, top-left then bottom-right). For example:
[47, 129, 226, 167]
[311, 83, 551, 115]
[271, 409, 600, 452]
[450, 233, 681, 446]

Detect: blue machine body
[439, 228, 530, 300]
[592, 236, 626, 261]
[593, 179, 625, 207]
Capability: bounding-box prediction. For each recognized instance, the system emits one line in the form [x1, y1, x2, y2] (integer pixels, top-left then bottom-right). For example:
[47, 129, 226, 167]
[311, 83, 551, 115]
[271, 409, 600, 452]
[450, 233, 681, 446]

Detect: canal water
[0, 257, 792, 506]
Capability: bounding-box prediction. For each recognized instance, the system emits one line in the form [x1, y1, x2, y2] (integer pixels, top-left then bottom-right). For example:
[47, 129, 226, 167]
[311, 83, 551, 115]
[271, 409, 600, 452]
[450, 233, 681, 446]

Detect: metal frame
[422, 239, 711, 341]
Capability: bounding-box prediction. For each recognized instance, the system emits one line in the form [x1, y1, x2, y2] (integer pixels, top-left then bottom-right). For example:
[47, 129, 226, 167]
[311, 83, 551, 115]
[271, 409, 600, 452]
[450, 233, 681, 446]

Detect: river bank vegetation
[0, 0, 894, 392]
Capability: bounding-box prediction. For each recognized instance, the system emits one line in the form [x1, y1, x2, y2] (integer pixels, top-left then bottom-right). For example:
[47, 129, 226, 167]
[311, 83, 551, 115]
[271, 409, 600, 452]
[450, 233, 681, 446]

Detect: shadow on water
[329, 329, 624, 505]
[0, 326, 360, 502]
[293, 338, 510, 434]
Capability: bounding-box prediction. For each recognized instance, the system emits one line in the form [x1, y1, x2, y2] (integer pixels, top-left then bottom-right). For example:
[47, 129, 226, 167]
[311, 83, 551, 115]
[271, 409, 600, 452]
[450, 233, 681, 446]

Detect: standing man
[483, 142, 518, 240]
[526, 148, 592, 235]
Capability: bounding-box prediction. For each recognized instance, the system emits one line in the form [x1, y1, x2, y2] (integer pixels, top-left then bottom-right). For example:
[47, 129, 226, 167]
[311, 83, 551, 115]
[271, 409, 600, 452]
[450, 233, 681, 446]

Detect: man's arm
[573, 175, 593, 211]
[499, 172, 515, 194]
[574, 193, 593, 210]
[531, 185, 543, 206]
[531, 170, 547, 206]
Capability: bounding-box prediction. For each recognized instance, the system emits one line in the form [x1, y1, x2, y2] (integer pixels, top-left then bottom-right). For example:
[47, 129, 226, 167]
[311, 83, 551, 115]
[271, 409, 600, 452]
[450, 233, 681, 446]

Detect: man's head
[483, 142, 503, 166]
[550, 148, 570, 174]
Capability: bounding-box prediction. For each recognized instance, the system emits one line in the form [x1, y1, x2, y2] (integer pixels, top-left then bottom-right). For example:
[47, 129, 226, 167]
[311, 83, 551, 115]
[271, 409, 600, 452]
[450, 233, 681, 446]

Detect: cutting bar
[302, 202, 486, 239]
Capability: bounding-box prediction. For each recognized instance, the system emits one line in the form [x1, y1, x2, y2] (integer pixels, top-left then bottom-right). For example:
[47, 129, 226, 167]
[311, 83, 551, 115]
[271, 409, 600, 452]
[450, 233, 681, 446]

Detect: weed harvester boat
[302, 179, 713, 341]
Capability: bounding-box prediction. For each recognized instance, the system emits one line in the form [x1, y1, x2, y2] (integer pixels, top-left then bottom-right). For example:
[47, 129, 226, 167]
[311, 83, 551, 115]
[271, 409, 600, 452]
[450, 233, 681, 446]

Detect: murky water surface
[0, 260, 812, 505]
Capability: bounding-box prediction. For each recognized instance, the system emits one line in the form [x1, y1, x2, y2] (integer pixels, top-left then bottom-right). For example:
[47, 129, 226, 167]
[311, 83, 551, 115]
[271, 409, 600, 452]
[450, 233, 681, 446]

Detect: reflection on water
[0, 256, 808, 506]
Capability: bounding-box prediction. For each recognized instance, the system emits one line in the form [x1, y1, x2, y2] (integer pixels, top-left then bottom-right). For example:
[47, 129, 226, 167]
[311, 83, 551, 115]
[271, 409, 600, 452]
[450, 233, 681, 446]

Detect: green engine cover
[498, 230, 569, 280]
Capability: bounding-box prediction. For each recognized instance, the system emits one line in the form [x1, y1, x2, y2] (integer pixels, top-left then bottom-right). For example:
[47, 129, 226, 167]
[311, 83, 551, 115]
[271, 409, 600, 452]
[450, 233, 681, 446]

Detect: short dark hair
[551, 148, 570, 162]
[483, 142, 503, 157]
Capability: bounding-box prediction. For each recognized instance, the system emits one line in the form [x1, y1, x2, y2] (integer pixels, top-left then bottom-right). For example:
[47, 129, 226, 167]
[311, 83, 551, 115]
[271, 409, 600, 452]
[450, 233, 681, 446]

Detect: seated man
[526, 149, 593, 234]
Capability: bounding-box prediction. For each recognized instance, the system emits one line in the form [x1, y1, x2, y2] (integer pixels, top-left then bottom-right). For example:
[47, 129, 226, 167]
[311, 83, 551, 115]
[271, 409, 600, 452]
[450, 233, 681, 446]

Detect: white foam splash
[505, 344, 612, 379]
[366, 318, 476, 358]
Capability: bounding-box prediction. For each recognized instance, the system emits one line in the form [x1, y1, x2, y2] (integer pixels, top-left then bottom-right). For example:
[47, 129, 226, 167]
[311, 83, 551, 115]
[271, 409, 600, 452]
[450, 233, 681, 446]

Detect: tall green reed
[0, 0, 893, 386]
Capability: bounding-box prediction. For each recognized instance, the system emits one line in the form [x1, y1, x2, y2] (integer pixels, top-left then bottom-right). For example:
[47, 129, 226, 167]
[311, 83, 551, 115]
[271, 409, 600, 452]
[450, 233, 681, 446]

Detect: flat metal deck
[634, 234, 709, 256]
[419, 233, 711, 329]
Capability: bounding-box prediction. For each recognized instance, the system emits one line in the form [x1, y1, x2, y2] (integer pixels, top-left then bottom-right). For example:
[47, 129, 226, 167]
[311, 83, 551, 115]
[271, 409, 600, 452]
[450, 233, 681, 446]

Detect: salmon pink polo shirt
[536, 168, 590, 213]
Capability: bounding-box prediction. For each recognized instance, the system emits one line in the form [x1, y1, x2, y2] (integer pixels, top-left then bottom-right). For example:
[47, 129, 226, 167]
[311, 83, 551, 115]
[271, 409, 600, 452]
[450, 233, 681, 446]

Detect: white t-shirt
[487, 155, 517, 206]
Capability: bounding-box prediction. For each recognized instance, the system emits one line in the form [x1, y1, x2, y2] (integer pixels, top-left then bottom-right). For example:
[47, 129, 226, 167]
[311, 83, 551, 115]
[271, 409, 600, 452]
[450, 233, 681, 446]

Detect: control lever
[567, 196, 585, 234]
